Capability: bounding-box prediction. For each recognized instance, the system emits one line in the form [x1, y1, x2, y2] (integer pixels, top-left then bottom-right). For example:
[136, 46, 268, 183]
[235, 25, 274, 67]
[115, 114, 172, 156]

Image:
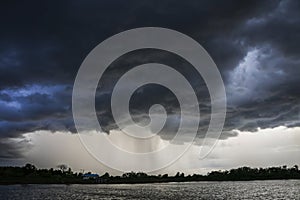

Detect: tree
[293, 165, 299, 171]
[57, 164, 68, 173]
[24, 163, 36, 171]
[162, 174, 168, 178]
[282, 165, 287, 170]
[102, 172, 110, 178]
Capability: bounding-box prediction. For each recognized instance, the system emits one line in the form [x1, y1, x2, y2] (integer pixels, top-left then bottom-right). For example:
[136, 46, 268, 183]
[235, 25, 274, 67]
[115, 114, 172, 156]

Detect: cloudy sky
[0, 0, 300, 174]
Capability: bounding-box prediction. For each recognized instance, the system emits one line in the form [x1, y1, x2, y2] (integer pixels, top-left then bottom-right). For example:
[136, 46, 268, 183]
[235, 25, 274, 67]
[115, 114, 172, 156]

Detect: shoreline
[1, 178, 300, 185]
[1, 164, 299, 185]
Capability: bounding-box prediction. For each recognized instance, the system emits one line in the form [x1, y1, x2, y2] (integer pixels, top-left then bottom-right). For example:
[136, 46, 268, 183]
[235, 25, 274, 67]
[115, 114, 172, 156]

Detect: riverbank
[1, 164, 299, 185]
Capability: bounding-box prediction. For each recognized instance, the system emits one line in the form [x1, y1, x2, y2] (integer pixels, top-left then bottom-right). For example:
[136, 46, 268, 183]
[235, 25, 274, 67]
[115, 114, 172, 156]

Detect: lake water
[0, 180, 299, 199]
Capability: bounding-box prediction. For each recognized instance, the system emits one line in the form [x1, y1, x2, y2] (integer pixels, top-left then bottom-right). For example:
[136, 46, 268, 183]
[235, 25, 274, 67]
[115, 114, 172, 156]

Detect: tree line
[0, 164, 299, 184]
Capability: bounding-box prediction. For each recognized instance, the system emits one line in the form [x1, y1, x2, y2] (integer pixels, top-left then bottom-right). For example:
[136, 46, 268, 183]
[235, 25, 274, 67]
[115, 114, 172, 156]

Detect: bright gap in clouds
[18, 126, 300, 175]
[1, 84, 66, 97]
[227, 47, 287, 105]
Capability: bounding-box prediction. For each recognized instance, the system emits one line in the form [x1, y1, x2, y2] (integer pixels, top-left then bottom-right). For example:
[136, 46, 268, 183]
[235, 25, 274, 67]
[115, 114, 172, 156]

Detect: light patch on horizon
[198, 126, 300, 171]
[20, 126, 300, 175]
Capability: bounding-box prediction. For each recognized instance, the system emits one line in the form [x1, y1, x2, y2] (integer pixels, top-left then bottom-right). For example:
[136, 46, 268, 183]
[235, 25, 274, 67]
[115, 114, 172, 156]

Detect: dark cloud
[0, 137, 31, 159]
[0, 0, 300, 159]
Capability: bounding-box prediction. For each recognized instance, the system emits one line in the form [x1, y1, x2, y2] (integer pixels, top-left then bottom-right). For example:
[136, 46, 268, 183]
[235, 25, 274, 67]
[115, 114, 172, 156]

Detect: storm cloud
[0, 0, 300, 159]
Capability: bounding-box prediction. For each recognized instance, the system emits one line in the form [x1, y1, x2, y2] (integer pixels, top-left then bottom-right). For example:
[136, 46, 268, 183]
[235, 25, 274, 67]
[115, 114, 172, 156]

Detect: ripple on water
[0, 180, 299, 200]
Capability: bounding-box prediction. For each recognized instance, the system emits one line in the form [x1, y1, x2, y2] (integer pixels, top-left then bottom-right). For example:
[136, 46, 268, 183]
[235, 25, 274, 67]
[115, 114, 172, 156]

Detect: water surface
[0, 180, 299, 199]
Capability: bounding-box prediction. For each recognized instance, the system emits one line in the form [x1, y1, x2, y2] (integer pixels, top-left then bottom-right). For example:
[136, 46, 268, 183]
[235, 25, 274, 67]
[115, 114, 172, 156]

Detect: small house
[82, 173, 99, 180]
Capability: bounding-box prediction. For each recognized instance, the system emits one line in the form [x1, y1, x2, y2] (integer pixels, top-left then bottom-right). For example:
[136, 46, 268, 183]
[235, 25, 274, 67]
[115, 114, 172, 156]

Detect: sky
[0, 0, 300, 174]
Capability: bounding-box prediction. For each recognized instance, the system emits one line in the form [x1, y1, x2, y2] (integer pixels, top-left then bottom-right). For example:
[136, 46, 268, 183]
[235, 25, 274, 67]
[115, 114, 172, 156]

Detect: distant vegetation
[0, 164, 299, 184]
[0, 164, 84, 184]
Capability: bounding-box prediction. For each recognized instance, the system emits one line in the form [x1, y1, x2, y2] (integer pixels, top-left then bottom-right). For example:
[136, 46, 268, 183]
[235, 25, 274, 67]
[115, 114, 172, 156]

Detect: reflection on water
[0, 180, 299, 199]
